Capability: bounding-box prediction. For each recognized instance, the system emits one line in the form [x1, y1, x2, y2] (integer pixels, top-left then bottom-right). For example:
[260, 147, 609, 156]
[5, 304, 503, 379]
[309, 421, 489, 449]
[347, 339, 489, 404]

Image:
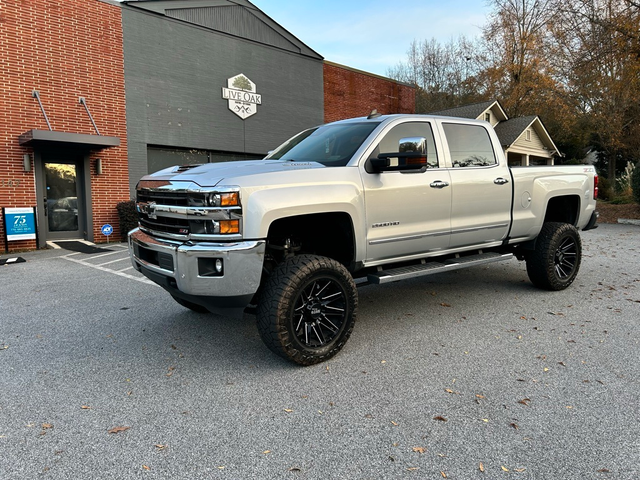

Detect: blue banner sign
[5, 207, 37, 241]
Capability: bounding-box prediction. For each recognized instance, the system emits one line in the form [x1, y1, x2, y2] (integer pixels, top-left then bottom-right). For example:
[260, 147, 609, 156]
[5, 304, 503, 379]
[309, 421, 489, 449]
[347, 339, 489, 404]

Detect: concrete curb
[618, 218, 640, 226]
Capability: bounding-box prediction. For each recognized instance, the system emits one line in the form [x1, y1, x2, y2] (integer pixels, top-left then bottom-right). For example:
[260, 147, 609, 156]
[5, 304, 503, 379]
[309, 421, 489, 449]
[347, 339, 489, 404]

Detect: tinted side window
[373, 122, 439, 169]
[442, 123, 497, 168]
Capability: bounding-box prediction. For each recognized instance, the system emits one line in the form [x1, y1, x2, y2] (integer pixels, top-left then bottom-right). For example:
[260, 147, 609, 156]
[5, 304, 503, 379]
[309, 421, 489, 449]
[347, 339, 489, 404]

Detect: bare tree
[552, 0, 640, 179]
[387, 36, 483, 112]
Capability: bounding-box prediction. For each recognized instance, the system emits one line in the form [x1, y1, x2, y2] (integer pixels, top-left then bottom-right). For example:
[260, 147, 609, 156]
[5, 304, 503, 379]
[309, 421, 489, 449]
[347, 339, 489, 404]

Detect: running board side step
[367, 252, 514, 285]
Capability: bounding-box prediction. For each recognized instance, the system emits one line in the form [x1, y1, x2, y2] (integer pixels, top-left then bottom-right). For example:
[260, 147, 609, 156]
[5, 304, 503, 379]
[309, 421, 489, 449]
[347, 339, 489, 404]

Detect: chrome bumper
[128, 228, 265, 300]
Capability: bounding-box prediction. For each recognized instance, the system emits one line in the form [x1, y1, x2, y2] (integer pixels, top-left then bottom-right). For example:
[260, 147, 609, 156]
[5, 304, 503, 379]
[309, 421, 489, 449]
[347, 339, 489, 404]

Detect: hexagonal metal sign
[221, 73, 262, 120]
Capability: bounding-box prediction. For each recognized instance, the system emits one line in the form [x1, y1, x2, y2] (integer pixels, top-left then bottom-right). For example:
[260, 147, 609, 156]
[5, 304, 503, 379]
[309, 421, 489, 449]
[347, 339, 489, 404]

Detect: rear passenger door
[440, 122, 511, 249]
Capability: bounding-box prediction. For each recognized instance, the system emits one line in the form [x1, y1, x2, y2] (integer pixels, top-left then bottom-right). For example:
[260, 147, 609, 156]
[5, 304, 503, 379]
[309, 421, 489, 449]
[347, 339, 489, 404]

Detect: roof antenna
[367, 109, 381, 119]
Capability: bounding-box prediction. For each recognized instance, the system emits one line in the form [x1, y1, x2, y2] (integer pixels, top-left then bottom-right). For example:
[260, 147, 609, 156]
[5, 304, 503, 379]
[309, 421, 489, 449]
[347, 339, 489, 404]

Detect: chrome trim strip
[450, 223, 509, 235]
[139, 226, 243, 243]
[369, 223, 509, 246]
[137, 182, 240, 194]
[369, 230, 449, 245]
[137, 202, 240, 221]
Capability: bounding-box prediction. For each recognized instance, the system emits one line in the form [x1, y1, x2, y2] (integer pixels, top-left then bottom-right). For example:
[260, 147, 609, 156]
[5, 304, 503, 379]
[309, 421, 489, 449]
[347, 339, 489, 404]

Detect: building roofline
[324, 61, 415, 88]
[122, 0, 323, 60]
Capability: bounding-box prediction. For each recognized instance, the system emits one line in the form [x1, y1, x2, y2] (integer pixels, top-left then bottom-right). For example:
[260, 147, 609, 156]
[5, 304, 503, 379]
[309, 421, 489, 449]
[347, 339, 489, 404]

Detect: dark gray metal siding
[166, 6, 301, 53]
[122, 7, 324, 193]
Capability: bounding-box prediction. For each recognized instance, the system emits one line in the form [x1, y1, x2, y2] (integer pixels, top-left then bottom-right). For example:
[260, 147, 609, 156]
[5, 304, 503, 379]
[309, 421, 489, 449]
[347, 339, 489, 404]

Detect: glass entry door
[43, 160, 85, 239]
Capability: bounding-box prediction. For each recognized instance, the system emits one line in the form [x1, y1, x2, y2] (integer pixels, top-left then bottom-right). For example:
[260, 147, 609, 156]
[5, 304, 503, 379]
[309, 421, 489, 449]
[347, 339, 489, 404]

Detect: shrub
[598, 177, 613, 201]
[632, 161, 640, 205]
[116, 200, 138, 241]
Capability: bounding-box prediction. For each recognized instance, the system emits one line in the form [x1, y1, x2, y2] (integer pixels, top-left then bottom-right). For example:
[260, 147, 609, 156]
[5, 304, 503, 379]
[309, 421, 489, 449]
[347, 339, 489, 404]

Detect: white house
[431, 100, 561, 166]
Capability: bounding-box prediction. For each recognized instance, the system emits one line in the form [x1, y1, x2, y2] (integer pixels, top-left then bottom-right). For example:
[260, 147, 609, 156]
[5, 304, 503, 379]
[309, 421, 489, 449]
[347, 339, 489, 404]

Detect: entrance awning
[19, 129, 120, 149]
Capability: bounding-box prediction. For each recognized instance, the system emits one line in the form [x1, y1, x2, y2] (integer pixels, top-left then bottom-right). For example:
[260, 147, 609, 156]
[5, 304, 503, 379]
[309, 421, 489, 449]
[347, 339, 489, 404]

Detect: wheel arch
[266, 212, 357, 268]
[543, 195, 581, 226]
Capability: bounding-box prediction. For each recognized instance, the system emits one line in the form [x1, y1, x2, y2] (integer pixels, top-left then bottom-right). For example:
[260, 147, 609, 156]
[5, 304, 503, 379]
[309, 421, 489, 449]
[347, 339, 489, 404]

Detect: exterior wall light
[23, 153, 32, 172]
[96, 158, 103, 175]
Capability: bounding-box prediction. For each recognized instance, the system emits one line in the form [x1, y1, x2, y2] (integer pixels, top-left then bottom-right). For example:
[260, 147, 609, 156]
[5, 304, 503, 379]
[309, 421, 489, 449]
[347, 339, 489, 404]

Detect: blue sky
[250, 0, 491, 76]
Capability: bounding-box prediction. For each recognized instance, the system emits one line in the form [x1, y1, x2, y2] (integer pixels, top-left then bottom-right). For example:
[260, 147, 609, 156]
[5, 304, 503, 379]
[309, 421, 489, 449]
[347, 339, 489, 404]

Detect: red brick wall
[323, 62, 415, 123]
[0, 0, 128, 252]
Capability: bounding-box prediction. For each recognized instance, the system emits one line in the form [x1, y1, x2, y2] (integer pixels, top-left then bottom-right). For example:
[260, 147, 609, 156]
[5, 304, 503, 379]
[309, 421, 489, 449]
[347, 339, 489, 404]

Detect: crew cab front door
[361, 121, 451, 264]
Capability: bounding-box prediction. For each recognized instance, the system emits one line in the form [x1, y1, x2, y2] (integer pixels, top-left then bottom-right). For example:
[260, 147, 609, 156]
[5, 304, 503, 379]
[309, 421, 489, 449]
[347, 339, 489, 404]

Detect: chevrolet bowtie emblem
[144, 201, 157, 220]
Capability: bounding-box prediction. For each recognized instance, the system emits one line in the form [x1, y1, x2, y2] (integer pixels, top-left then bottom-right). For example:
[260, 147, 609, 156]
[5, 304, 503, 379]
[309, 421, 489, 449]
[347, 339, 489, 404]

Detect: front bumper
[128, 228, 266, 315]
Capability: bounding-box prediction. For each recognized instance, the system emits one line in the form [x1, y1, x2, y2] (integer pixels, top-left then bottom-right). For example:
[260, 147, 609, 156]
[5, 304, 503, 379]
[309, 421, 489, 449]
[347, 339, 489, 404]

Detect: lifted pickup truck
[129, 114, 598, 365]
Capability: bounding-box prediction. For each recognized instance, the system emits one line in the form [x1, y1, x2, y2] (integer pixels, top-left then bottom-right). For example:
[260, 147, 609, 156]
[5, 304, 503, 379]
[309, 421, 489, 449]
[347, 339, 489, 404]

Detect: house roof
[493, 116, 538, 147]
[429, 100, 508, 121]
[494, 115, 560, 156]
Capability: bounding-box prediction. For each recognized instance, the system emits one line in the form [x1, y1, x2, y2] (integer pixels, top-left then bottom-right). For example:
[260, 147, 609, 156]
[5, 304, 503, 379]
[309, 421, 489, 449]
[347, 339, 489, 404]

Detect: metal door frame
[34, 149, 94, 247]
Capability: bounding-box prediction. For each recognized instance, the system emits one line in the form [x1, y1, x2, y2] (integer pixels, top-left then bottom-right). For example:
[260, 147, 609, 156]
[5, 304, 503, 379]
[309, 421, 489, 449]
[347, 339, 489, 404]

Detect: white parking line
[80, 250, 126, 260]
[61, 255, 159, 287]
[97, 256, 131, 267]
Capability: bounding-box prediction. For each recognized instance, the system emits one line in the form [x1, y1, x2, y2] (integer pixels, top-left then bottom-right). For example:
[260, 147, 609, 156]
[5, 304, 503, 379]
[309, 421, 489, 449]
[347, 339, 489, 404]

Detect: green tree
[232, 75, 252, 91]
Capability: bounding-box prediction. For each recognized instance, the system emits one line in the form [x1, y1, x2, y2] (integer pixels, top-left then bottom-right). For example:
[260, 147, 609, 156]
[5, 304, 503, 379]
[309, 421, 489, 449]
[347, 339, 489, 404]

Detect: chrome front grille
[136, 184, 242, 241]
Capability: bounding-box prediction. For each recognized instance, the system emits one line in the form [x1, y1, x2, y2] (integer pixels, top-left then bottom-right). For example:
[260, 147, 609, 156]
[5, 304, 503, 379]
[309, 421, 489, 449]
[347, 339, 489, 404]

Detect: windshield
[266, 122, 379, 166]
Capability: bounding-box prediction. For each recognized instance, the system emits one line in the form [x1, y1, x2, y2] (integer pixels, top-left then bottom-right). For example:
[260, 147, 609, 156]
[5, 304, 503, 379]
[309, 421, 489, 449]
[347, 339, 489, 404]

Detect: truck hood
[144, 159, 327, 187]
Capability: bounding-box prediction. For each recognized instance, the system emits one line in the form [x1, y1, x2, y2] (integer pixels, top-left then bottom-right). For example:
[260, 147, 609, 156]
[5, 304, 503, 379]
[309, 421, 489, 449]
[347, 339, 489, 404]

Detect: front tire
[257, 255, 358, 365]
[526, 222, 582, 290]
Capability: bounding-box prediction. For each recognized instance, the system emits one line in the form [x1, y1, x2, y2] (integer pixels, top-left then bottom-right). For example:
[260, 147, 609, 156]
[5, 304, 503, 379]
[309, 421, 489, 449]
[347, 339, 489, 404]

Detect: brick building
[324, 61, 415, 123]
[0, 0, 414, 252]
[0, 0, 128, 251]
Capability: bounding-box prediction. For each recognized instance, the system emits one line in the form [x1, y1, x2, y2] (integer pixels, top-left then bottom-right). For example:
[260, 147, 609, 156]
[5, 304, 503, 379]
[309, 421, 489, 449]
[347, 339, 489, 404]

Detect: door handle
[43, 198, 48, 216]
[494, 177, 509, 185]
[430, 180, 450, 189]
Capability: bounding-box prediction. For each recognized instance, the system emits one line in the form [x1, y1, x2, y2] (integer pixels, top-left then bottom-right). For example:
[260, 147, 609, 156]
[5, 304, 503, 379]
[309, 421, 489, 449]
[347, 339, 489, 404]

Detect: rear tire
[526, 222, 582, 291]
[257, 254, 357, 365]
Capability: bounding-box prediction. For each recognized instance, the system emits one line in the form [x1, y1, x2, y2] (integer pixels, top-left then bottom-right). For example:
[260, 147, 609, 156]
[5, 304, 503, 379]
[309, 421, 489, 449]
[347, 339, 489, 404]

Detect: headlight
[207, 192, 240, 207]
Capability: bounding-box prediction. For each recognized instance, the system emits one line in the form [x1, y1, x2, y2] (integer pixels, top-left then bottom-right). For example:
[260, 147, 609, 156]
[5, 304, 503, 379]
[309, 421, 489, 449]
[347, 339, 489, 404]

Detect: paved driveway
[1, 224, 638, 479]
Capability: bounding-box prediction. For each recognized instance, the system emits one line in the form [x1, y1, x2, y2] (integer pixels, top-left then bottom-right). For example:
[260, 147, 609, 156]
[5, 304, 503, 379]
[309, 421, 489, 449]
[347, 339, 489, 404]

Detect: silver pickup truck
[129, 114, 599, 365]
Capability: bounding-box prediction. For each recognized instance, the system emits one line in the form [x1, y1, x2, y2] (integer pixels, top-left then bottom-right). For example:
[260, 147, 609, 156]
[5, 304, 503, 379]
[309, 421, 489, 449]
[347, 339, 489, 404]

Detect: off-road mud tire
[257, 254, 358, 365]
[526, 222, 582, 291]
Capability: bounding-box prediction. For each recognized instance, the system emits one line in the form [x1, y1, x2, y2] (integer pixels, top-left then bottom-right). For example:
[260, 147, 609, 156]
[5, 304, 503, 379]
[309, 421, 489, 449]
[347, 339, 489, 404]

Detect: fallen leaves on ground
[518, 398, 531, 406]
[108, 426, 130, 434]
[433, 416, 448, 422]
[412, 447, 426, 454]
[39, 423, 53, 436]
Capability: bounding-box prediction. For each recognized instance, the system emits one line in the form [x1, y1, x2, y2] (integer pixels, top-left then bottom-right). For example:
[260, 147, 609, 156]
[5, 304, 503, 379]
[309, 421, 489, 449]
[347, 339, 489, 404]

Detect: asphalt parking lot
[1, 224, 639, 479]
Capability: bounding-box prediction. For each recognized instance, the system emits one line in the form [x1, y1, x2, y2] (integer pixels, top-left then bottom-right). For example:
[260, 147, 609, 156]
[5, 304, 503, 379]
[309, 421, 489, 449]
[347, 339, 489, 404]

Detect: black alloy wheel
[553, 235, 579, 280]
[292, 276, 348, 349]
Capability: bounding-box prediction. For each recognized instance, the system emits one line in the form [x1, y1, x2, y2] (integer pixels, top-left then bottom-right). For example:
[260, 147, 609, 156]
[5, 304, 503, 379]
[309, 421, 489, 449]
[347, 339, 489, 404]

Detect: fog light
[198, 258, 224, 277]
